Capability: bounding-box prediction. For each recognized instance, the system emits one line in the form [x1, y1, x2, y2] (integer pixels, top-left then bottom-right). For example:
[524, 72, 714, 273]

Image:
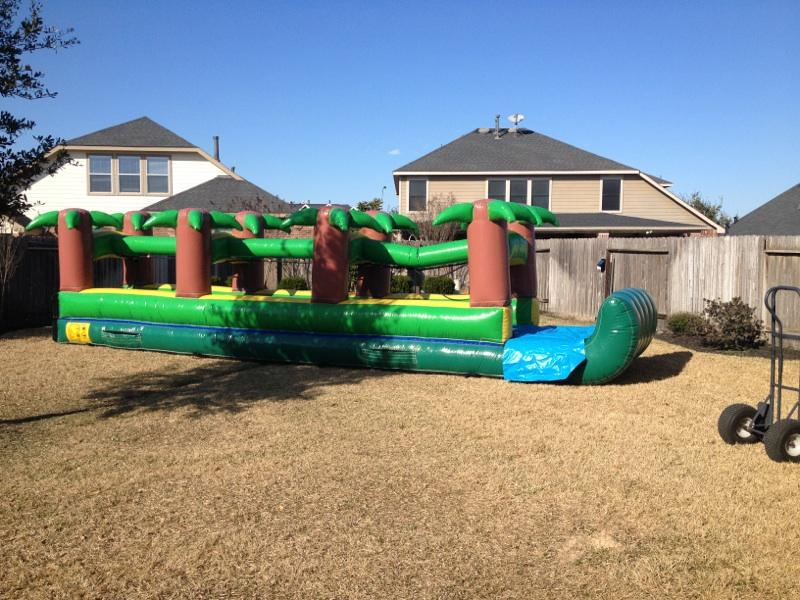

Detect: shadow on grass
[613, 351, 693, 385]
[82, 357, 393, 419]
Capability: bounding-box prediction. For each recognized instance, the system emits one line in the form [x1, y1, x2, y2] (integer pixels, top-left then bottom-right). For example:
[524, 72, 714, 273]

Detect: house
[23, 116, 286, 219]
[727, 183, 800, 235]
[393, 123, 724, 237]
[144, 175, 290, 214]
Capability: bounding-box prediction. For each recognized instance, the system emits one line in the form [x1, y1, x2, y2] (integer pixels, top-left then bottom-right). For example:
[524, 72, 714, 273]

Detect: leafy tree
[0, 0, 78, 217]
[681, 191, 733, 228]
[355, 197, 382, 212]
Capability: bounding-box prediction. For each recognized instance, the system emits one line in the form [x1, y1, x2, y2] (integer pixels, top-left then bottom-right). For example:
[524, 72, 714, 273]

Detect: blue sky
[12, 0, 800, 216]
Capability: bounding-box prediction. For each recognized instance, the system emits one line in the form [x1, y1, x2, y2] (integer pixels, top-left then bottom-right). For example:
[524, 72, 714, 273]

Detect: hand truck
[718, 286, 800, 462]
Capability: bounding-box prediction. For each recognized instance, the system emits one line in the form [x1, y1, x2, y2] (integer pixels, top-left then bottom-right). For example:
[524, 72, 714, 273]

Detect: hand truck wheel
[717, 404, 760, 445]
[763, 419, 800, 462]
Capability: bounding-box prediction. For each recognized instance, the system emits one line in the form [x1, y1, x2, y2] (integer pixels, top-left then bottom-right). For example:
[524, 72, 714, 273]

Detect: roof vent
[494, 115, 500, 139]
[478, 127, 490, 133]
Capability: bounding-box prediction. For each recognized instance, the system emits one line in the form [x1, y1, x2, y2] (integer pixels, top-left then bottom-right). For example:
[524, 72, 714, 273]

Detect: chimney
[213, 135, 220, 161]
[494, 115, 500, 139]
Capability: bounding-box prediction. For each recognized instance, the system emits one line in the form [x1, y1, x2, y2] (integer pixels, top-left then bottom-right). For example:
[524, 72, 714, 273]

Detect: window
[509, 179, 527, 204]
[88, 155, 112, 193]
[118, 156, 141, 193]
[146, 157, 169, 194]
[532, 178, 550, 209]
[488, 179, 506, 201]
[408, 179, 427, 212]
[601, 178, 622, 211]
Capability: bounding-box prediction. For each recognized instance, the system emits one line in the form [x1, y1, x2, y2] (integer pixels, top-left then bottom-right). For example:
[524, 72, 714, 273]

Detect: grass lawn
[1, 319, 799, 599]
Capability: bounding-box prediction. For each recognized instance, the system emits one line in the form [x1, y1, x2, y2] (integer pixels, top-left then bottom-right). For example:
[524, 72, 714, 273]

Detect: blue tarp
[502, 325, 595, 382]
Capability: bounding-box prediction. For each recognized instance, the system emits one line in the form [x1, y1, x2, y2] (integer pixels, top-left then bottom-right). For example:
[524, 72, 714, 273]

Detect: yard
[1, 321, 799, 599]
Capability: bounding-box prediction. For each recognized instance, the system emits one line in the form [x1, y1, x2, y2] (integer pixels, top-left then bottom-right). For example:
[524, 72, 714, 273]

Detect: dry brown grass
[1, 320, 800, 600]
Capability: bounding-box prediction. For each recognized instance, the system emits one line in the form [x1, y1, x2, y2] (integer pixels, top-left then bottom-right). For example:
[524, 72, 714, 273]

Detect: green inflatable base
[56, 318, 505, 377]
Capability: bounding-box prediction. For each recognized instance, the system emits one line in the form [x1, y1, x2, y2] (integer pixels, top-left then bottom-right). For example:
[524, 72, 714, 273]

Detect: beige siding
[397, 173, 711, 229]
[621, 177, 707, 226]
[427, 177, 485, 203]
[550, 177, 601, 212]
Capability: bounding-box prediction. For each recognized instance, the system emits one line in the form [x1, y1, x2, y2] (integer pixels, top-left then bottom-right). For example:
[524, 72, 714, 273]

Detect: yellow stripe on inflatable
[78, 288, 482, 309]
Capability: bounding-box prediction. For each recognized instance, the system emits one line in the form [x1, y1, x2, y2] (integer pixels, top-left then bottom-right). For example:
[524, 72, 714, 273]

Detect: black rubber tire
[763, 419, 800, 463]
[718, 404, 759, 445]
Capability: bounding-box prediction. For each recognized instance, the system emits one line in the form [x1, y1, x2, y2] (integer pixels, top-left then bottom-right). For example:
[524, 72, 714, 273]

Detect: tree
[681, 191, 733, 228]
[355, 197, 382, 212]
[1, 0, 78, 217]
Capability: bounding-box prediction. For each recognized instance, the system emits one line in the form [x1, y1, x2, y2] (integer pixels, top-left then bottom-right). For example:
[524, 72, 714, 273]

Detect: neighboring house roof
[49, 116, 241, 181]
[728, 183, 800, 236]
[144, 176, 290, 214]
[66, 116, 195, 148]
[395, 128, 659, 175]
[286, 202, 350, 212]
[541, 213, 706, 231]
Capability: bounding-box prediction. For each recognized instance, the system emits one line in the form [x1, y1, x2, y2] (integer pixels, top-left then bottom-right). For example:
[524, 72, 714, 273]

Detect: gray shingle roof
[67, 117, 195, 148]
[395, 128, 652, 174]
[727, 184, 800, 235]
[144, 176, 290, 214]
[543, 213, 705, 230]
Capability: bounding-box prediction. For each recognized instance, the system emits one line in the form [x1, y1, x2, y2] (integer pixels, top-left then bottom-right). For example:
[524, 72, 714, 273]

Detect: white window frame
[600, 177, 623, 213]
[145, 156, 170, 195]
[117, 155, 142, 195]
[531, 177, 551, 210]
[508, 178, 528, 204]
[88, 154, 113, 195]
[407, 178, 428, 212]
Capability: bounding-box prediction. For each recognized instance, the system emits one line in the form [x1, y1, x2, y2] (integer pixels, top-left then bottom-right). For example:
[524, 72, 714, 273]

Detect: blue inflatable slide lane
[503, 326, 595, 382]
[502, 288, 658, 384]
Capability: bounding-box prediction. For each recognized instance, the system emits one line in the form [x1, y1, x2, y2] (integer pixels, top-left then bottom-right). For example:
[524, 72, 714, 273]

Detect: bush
[277, 276, 309, 291]
[390, 274, 413, 294]
[666, 312, 706, 336]
[422, 275, 456, 295]
[701, 297, 765, 350]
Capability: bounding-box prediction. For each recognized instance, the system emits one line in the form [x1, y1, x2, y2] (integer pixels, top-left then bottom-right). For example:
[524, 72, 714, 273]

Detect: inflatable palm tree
[142, 209, 242, 298]
[433, 200, 558, 307]
[26, 209, 121, 291]
[281, 207, 384, 303]
[356, 211, 419, 298]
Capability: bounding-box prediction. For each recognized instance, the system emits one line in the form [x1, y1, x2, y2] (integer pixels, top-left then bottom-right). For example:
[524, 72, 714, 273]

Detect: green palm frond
[187, 210, 205, 231]
[432, 202, 474, 226]
[129, 212, 148, 231]
[347, 209, 382, 233]
[530, 206, 559, 226]
[143, 210, 178, 229]
[263, 214, 291, 233]
[280, 208, 318, 229]
[209, 211, 242, 230]
[90, 211, 123, 229]
[63, 210, 81, 230]
[25, 210, 59, 231]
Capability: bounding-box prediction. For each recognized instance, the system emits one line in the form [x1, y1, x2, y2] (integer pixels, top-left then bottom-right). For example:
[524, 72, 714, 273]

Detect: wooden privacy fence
[536, 235, 800, 335]
[3, 234, 799, 336]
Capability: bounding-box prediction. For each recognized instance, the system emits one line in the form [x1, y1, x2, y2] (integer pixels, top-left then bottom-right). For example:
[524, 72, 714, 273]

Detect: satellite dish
[508, 113, 525, 126]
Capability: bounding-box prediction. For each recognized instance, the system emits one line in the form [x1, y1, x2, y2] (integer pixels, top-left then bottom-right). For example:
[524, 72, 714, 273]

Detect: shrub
[666, 312, 706, 336]
[422, 275, 456, 295]
[390, 274, 413, 294]
[701, 297, 765, 350]
[278, 276, 309, 291]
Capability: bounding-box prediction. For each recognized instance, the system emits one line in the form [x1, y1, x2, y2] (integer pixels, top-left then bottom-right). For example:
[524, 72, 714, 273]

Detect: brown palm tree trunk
[58, 209, 94, 292]
[311, 207, 349, 303]
[231, 211, 264, 293]
[508, 221, 537, 297]
[355, 210, 391, 298]
[175, 209, 211, 298]
[122, 211, 154, 288]
[467, 199, 510, 307]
